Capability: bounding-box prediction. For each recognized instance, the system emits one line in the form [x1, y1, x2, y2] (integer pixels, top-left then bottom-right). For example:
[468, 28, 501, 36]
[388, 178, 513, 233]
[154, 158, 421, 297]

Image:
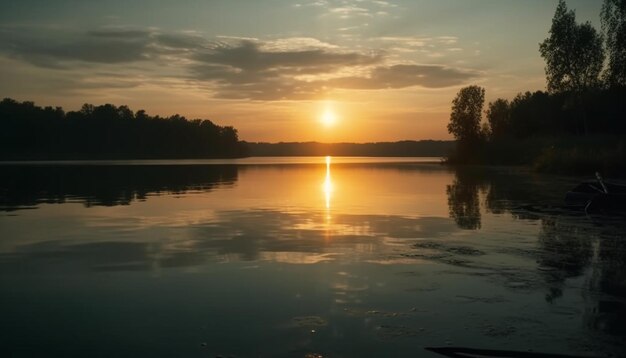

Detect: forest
[446, 0, 626, 175]
[0, 98, 247, 160]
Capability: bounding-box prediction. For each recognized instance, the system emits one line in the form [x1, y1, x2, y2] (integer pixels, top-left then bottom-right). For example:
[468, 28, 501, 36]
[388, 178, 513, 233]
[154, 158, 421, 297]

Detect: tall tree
[447, 85, 485, 143]
[601, 0, 626, 87]
[539, 0, 604, 93]
[486, 98, 510, 139]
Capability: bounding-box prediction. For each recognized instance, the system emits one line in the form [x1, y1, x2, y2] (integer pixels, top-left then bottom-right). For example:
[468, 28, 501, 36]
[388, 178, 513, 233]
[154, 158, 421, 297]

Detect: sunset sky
[0, 0, 603, 142]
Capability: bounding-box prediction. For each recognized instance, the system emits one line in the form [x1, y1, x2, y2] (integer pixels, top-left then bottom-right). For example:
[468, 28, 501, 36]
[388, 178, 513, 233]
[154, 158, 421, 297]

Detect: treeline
[0, 98, 248, 160]
[485, 88, 626, 139]
[446, 0, 626, 175]
[245, 140, 454, 157]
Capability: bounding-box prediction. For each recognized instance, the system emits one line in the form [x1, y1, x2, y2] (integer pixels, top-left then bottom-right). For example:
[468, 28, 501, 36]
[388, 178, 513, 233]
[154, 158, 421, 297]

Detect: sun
[321, 109, 336, 127]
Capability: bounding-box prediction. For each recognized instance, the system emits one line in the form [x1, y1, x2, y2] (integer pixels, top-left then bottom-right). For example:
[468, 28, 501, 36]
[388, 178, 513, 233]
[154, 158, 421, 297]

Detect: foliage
[486, 99, 510, 139]
[0, 98, 248, 160]
[486, 87, 626, 140]
[446, 1, 626, 175]
[601, 0, 626, 87]
[539, 0, 604, 93]
[447, 86, 626, 173]
[447, 85, 485, 143]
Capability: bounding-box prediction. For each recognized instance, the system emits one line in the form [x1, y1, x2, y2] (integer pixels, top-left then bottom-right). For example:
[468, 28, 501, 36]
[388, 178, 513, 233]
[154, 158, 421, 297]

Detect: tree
[447, 85, 485, 142]
[601, 0, 626, 87]
[539, 0, 604, 93]
[0, 98, 246, 160]
[486, 98, 510, 139]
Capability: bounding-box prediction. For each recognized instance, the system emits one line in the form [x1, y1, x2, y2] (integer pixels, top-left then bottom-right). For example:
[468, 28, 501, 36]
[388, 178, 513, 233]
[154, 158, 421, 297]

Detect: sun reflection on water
[323, 156, 333, 210]
[323, 156, 334, 237]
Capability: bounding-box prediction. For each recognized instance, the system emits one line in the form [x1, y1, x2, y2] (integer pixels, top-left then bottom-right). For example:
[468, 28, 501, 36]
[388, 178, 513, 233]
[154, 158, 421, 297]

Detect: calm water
[0, 158, 624, 358]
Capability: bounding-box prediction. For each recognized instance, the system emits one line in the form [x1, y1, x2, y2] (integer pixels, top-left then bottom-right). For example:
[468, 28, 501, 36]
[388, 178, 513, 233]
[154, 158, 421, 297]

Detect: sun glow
[321, 107, 337, 127]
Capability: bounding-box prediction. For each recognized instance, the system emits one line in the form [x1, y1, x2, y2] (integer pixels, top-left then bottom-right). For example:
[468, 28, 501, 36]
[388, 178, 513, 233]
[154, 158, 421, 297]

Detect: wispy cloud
[373, 36, 459, 48]
[194, 40, 380, 72]
[0, 26, 155, 68]
[294, 0, 400, 19]
[326, 64, 477, 89]
[0, 25, 479, 100]
[329, 5, 373, 18]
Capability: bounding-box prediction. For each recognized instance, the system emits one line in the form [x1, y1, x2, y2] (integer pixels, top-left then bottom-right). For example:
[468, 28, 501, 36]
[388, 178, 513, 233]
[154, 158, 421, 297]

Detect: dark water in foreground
[0, 158, 624, 358]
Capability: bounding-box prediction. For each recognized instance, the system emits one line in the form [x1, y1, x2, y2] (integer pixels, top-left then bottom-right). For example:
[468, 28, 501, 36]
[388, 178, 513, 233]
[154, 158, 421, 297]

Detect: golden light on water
[323, 155, 333, 239]
[323, 156, 333, 210]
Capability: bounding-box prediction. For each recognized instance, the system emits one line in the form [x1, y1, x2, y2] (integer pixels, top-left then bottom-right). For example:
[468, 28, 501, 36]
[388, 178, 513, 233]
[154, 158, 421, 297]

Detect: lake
[0, 157, 624, 358]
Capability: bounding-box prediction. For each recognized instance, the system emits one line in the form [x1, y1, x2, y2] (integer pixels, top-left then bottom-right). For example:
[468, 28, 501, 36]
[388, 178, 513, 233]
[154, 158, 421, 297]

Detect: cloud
[0, 26, 213, 67]
[371, 0, 398, 8]
[194, 40, 380, 72]
[261, 37, 339, 52]
[372, 36, 460, 49]
[0, 25, 478, 101]
[327, 64, 477, 89]
[189, 40, 384, 100]
[198, 77, 326, 101]
[293, 1, 329, 8]
[190, 62, 476, 100]
[309, 0, 399, 19]
[87, 29, 152, 39]
[0, 26, 155, 67]
[154, 33, 208, 49]
[329, 5, 373, 18]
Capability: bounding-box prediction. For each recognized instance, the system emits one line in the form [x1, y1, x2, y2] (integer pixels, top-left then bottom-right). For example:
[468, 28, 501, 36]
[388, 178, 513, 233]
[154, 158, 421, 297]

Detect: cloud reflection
[0, 209, 458, 272]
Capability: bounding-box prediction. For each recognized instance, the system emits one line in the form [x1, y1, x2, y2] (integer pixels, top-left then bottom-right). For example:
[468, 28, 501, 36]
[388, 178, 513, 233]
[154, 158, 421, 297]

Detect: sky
[0, 0, 604, 142]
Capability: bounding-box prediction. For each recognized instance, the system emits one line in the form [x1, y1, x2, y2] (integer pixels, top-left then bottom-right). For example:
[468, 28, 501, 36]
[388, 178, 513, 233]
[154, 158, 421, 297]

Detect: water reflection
[0, 164, 238, 210]
[444, 166, 626, 343]
[0, 209, 459, 272]
[446, 168, 485, 229]
[1, 162, 625, 356]
[323, 156, 333, 210]
[323, 156, 334, 239]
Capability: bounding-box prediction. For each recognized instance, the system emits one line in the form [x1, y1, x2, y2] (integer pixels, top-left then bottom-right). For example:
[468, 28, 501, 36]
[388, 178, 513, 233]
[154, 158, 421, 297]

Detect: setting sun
[321, 109, 337, 127]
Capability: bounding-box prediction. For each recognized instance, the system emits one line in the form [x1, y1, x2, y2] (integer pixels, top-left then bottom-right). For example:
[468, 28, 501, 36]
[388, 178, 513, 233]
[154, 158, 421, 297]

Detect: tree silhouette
[0, 98, 248, 160]
[539, 0, 604, 93]
[445, 1, 626, 168]
[601, 0, 626, 87]
[447, 85, 485, 143]
[486, 98, 510, 139]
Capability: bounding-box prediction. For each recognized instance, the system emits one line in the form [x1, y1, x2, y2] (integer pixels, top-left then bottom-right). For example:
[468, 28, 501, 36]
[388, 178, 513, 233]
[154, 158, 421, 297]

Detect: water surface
[0, 158, 624, 357]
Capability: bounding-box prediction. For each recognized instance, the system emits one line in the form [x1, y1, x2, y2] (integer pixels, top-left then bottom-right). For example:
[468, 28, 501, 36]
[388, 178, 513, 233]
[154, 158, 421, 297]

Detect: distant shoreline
[0, 138, 455, 161]
[244, 140, 454, 157]
[0, 156, 444, 166]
